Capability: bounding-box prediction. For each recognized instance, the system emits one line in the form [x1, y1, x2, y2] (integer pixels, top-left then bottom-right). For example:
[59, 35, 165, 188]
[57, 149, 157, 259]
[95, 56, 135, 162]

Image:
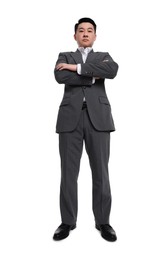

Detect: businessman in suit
[53, 17, 119, 241]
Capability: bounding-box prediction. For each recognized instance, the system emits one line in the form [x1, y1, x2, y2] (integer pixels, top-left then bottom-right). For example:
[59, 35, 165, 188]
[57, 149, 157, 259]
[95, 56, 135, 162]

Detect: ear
[74, 34, 76, 41]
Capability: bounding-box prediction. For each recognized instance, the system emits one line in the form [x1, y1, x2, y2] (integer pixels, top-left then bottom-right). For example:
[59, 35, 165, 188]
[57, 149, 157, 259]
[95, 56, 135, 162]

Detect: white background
[0, 0, 166, 259]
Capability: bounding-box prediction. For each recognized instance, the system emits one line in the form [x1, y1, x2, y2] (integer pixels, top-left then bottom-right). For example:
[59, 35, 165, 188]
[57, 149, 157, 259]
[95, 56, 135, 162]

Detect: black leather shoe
[53, 223, 76, 241]
[96, 224, 117, 242]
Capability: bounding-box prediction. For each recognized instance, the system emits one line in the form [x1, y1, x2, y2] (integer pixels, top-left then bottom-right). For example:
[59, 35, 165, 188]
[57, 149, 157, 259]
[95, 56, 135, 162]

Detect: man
[53, 17, 119, 242]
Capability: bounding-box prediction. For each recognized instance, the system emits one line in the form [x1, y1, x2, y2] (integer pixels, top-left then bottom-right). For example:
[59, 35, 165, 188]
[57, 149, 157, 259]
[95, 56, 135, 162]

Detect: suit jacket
[54, 49, 118, 133]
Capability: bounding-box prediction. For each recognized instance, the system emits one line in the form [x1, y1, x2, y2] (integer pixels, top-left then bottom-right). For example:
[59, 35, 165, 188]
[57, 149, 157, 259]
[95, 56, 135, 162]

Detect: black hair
[74, 17, 97, 33]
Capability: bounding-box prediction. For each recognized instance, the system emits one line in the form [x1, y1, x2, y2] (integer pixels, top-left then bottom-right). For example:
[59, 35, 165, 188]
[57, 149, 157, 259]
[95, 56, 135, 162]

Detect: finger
[56, 63, 62, 69]
[56, 65, 62, 70]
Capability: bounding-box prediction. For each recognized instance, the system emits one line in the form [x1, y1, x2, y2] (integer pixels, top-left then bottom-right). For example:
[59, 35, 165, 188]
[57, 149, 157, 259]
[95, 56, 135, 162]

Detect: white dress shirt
[78, 47, 92, 62]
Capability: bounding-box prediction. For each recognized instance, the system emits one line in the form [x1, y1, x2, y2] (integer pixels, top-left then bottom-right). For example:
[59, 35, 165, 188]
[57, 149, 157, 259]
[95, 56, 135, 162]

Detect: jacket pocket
[60, 97, 70, 107]
[99, 96, 110, 105]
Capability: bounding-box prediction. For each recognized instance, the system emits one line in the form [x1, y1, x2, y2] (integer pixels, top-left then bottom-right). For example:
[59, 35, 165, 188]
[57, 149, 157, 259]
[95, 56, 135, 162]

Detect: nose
[83, 31, 88, 37]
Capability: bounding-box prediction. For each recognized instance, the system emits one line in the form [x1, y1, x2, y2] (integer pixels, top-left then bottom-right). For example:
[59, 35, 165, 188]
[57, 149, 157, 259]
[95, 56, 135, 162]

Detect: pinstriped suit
[54, 49, 118, 225]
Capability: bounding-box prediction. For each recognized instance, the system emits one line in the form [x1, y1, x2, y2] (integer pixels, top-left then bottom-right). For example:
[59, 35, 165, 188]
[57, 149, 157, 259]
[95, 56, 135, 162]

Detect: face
[74, 22, 96, 48]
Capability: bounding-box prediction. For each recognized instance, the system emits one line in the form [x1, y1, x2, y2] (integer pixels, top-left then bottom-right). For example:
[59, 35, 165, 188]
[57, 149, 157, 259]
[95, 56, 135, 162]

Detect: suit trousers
[59, 104, 112, 225]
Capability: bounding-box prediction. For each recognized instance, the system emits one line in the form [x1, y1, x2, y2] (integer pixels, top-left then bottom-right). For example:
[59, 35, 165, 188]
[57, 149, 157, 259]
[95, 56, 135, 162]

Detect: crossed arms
[54, 52, 118, 85]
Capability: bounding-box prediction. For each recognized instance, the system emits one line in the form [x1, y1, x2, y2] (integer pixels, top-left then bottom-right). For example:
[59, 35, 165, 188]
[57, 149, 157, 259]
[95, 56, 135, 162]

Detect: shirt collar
[78, 47, 93, 54]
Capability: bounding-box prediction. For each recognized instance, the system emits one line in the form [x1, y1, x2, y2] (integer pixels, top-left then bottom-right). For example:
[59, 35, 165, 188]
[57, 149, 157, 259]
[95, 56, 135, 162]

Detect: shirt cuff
[92, 77, 95, 84]
[77, 64, 81, 75]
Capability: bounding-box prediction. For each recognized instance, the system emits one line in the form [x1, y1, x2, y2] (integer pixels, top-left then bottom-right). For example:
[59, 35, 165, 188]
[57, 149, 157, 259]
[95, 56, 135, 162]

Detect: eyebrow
[78, 27, 94, 30]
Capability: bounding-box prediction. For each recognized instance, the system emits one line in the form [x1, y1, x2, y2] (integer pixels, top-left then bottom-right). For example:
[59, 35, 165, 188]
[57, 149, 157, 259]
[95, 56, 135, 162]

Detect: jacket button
[83, 86, 86, 89]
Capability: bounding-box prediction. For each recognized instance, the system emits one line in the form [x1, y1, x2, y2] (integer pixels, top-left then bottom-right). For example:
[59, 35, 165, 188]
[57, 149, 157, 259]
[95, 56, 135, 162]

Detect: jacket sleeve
[54, 52, 93, 86]
[80, 52, 119, 79]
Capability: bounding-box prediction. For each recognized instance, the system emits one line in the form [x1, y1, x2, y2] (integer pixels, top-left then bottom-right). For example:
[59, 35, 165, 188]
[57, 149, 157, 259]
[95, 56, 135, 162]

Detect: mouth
[83, 39, 89, 42]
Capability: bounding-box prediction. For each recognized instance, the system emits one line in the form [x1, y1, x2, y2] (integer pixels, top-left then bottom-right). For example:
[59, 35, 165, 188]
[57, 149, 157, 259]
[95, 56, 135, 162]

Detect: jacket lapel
[70, 50, 83, 64]
[70, 49, 96, 64]
[86, 50, 96, 62]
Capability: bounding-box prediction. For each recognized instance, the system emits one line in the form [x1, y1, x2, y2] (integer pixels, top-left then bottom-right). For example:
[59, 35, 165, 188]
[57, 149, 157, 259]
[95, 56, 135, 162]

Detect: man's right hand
[56, 63, 77, 72]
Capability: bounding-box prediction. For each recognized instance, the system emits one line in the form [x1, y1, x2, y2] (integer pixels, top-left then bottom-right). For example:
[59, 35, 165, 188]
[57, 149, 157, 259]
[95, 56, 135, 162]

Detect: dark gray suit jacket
[54, 49, 118, 133]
